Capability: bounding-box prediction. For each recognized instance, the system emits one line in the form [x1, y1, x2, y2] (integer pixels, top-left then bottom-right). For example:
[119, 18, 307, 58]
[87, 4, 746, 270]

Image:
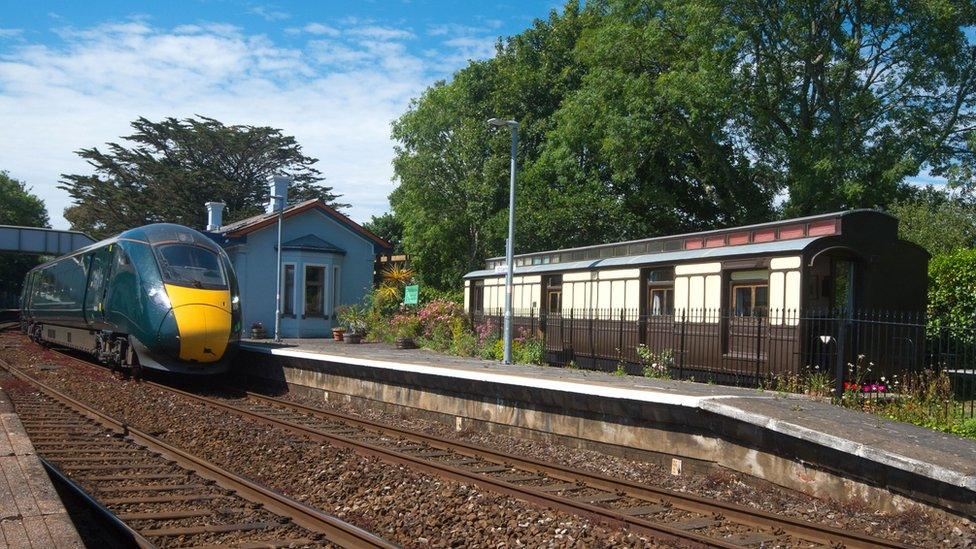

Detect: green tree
[61, 116, 347, 238]
[928, 248, 976, 343]
[722, 0, 976, 214]
[363, 212, 404, 253]
[0, 172, 50, 305]
[889, 188, 976, 256]
[392, 3, 775, 289]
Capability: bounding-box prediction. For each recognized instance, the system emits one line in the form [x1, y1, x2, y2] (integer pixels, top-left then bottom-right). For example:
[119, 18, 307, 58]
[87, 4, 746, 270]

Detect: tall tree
[0, 172, 50, 305]
[61, 116, 347, 238]
[723, 0, 976, 214]
[363, 212, 404, 253]
[889, 187, 976, 256]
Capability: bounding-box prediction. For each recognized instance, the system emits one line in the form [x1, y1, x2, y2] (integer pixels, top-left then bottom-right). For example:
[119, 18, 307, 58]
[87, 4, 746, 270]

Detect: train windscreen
[155, 244, 227, 289]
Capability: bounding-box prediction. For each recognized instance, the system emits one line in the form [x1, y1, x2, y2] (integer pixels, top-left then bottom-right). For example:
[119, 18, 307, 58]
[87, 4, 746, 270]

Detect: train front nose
[162, 286, 232, 363]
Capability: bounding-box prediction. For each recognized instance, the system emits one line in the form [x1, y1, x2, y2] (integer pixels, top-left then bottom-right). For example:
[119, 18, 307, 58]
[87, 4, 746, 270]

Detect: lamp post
[488, 117, 518, 364]
[271, 194, 284, 343]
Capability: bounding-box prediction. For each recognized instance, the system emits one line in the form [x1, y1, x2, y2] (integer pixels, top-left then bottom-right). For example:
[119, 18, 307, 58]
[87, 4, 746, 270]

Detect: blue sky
[0, 0, 562, 229]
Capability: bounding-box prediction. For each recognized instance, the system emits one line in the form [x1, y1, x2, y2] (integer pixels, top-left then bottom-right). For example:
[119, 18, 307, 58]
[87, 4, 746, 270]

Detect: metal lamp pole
[488, 117, 519, 364]
[271, 194, 284, 343]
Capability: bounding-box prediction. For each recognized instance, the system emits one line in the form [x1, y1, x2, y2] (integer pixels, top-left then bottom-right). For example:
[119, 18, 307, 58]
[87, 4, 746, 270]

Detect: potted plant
[331, 326, 346, 341]
[337, 304, 367, 344]
[394, 314, 421, 349]
[250, 321, 267, 339]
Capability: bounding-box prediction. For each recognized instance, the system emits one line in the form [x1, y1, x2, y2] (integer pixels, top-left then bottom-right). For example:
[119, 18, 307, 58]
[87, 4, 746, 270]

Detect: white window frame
[281, 262, 297, 317]
[302, 262, 328, 318]
[331, 264, 341, 317]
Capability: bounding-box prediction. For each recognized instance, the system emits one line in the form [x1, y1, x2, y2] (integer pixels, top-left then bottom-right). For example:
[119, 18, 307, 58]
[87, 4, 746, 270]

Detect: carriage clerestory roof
[463, 237, 821, 279]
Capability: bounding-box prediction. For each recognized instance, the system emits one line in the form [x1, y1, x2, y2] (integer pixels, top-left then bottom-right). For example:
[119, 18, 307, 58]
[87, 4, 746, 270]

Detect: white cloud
[0, 16, 506, 230]
[0, 28, 23, 39]
[247, 4, 290, 22]
[0, 20, 437, 229]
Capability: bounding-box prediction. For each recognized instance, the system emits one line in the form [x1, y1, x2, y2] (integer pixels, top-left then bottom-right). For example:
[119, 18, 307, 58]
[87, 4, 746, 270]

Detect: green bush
[928, 248, 976, 343]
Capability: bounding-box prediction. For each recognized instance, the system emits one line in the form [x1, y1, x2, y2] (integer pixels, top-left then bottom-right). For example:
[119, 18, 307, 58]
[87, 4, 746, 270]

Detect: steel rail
[244, 392, 910, 549]
[0, 359, 398, 549]
[30, 344, 912, 548]
[39, 457, 158, 549]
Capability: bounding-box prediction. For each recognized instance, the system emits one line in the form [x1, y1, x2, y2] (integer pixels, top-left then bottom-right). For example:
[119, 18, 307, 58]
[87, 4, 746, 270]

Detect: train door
[84, 248, 112, 328]
[727, 271, 769, 358]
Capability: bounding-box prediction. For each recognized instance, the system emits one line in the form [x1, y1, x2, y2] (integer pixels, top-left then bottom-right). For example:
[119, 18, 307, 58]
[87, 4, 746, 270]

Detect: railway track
[0, 360, 396, 549]
[8, 340, 915, 548]
[166, 387, 912, 549]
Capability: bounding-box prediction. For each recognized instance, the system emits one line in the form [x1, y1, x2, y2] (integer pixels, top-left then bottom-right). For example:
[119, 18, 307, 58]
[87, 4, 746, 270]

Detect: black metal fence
[472, 308, 976, 418]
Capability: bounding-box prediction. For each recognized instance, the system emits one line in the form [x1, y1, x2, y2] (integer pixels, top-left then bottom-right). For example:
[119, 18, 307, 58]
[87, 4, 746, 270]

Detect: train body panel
[20, 224, 241, 375]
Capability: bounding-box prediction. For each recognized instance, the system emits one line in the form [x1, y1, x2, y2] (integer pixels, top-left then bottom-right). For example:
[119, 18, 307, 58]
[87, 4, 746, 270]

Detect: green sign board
[403, 284, 419, 305]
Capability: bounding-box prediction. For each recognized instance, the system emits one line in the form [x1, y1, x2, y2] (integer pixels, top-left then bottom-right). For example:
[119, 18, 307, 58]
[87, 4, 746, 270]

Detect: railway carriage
[463, 210, 929, 380]
[20, 223, 241, 375]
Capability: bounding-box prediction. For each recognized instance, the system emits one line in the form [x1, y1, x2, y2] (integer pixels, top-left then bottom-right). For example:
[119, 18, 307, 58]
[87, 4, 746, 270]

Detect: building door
[727, 275, 769, 358]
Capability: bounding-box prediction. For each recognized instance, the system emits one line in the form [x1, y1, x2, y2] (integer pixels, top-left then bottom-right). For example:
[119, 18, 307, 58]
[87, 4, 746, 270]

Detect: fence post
[618, 309, 625, 363]
[755, 313, 763, 381]
[678, 310, 687, 379]
[834, 310, 847, 401]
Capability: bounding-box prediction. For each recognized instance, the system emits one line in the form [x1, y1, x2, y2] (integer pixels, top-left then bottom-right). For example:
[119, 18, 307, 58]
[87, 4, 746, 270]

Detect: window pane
[156, 245, 226, 289]
[755, 285, 769, 315]
[284, 265, 295, 315]
[733, 286, 752, 316]
[305, 266, 325, 316]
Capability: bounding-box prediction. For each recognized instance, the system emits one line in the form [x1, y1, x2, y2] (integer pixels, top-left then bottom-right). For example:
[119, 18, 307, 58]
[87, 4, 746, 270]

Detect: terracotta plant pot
[331, 328, 345, 341]
[395, 337, 416, 349]
[344, 333, 362, 344]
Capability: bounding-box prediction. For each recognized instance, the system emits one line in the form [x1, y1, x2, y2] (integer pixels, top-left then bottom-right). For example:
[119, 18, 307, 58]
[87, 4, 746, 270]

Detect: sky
[0, 0, 561, 230]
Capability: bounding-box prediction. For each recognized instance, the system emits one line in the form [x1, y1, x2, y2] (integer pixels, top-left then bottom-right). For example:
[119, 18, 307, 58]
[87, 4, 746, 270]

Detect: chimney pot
[205, 202, 225, 231]
[267, 175, 290, 214]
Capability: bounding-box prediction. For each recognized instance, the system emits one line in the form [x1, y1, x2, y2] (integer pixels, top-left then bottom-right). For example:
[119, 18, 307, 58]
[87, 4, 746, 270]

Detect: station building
[462, 210, 929, 376]
[206, 177, 391, 338]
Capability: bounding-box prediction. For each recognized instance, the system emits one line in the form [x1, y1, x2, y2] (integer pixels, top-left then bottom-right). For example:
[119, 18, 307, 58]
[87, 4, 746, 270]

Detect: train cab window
[155, 245, 226, 289]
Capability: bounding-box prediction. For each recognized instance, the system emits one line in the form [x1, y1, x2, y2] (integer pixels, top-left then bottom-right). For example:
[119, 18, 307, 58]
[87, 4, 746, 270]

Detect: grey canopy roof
[463, 237, 819, 279]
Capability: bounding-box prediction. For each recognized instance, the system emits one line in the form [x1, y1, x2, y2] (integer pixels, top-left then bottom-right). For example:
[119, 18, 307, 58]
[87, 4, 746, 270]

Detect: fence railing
[471, 307, 976, 419]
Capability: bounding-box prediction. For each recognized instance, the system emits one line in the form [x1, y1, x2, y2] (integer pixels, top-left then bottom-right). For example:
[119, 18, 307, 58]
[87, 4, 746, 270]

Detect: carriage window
[155, 245, 226, 289]
[731, 284, 768, 317]
[547, 290, 561, 313]
[649, 288, 673, 315]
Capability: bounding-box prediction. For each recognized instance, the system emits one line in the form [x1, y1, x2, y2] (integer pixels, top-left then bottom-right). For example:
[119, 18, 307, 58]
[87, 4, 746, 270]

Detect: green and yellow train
[20, 224, 241, 375]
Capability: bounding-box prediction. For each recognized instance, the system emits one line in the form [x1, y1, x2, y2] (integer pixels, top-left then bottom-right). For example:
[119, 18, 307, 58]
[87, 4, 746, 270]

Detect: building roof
[279, 234, 346, 254]
[464, 237, 820, 279]
[215, 199, 392, 252]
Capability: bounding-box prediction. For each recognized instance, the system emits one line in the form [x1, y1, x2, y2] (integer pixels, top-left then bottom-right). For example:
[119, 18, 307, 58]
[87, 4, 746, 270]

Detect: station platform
[0, 389, 83, 548]
[238, 339, 976, 518]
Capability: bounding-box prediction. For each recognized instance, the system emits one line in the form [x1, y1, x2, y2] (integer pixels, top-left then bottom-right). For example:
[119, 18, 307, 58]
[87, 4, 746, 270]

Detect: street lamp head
[487, 117, 518, 128]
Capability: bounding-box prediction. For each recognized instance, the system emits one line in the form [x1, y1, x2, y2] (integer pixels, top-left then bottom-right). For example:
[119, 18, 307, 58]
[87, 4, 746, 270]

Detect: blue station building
[205, 176, 391, 338]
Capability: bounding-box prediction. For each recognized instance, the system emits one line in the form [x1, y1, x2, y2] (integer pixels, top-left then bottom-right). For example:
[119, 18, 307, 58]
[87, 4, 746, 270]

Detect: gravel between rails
[1, 336, 665, 548]
[260, 379, 976, 548]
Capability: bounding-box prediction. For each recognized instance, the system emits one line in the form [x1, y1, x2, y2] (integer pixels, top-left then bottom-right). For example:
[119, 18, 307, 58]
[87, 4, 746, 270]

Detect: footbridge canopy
[0, 225, 95, 256]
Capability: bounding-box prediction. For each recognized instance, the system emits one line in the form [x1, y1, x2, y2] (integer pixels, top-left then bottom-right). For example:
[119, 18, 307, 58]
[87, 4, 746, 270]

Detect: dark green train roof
[31, 223, 222, 271]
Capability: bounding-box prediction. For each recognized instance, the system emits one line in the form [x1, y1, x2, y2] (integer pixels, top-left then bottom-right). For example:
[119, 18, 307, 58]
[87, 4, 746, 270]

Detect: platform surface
[241, 338, 976, 492]
[0, 389, 83, 548]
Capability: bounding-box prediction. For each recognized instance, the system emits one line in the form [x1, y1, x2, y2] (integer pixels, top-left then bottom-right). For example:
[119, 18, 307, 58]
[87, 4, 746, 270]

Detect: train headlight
[231, 294, 240, 311]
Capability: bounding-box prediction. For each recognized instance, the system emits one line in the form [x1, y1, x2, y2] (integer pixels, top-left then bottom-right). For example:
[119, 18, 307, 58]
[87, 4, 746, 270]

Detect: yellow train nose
[164, 285, 232, 363]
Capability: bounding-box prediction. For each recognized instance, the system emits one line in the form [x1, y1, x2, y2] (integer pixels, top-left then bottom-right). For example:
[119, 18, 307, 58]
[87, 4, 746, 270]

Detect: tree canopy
[889, 188, 976, 256]
[390, 0, 976, 290]
[61, 116, 347, 239]
[363, 212, 404, 253]
[0, 171, 50, 303]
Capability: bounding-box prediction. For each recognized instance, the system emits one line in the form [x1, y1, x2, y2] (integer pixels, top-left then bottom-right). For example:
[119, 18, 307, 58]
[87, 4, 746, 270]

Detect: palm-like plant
[382, 265, 415, 286]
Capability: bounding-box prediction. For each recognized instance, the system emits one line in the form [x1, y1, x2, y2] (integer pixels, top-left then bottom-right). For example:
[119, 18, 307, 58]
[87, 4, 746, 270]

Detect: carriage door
[727, 270, 769, 358]
[83, 248, 111, 328]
